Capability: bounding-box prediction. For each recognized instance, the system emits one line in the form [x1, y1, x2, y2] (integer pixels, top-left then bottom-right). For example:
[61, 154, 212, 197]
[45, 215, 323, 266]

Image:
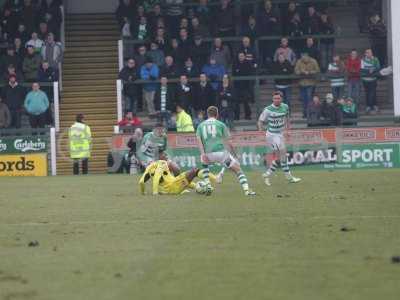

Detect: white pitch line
[1, 215, 400, 227]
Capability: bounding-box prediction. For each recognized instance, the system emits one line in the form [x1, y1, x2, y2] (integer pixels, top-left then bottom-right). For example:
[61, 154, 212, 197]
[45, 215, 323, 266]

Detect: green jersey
[137, 132, 167, 161]
[258, 103, 289, 134]
[196, 118, 230, 153]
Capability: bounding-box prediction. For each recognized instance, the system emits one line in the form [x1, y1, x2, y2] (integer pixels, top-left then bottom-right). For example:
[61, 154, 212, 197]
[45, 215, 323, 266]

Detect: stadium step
[57, 13, 119, 175]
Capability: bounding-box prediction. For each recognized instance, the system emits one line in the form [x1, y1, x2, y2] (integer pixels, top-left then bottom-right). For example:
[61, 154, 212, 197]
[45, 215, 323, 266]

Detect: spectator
[368, 14, 387, 66]
[2, 75, 26, 128]
[154, 27, 168, 52]
[3, 64, 24, 84]
[193, 73, 216, 112]
[164, 0, 184, 37]
[41, 32, 62, 70]
[180, 57, 199, 78]
[177, 28, 192, 64]
[165, 38, 180, 62]
[119, 58, 139, 113]
[191, 35, 209, 69]
[257, 0, 280, 63]
[307, 95, 323, 127]
[287, 12, 304, 55]
[283, 1, 300, 35]
[327, 55, 346, 100]
[116, 0, 134, 29]
[176, 74, 193, 111]
[361, 48, 380, 114]
[147, 41, 165, 67]
[202, 56, 225, 91]
[217, 74, 235, 127]
[215, 0, 235, 37]
[322, 93, 342, 126]
[191, 16, 209, 38]
[232, 52, 254, 120]
[345, 49, 362, 104]
[26, 32, 44, 53]
[140, 56, 159, 115]
[134, 45, 147, 70]
[45, 0, 63, 39]
[133, 16, 149, 41]
[319, 13, 335, 72]
[121, 17, 132, 38]
[155, 76, 175, 126]
[241, 15, 259, 44]
[148, 4, 163, 33]
[118, 111, 142, 127]
[303, 5, 320, 34]
[175, 103, 194, 132]
[196, 0, 211, 26]
[0, 96, 11, 129]
[24, 82, 49, 128]
[15, 23, 29, 45]
[295, 52, 320, 118]
[1, 46, 21, 74]
[272, 54, 294, 108]
[338, 97, 357, 125]
[1, 8, 18, 39]
[23, 45, 42, 82]
[38, 22, 49, 40]
[37, 60, 58, 102]
[210, 37, 231, 71]
[273, 37, 297, 66]
[14, 38, 26, 63]
[239, 36, 258, 67]
[160, 55, 179, 78]
[302, 37, 320, 63]
[179, 17, 190, 32]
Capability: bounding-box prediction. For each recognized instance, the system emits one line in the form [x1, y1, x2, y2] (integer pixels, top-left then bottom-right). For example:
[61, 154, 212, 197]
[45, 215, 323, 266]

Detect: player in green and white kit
[196, 106, 256, 196]
[137, 123, 180, 174]
[257, 91, 301, 185]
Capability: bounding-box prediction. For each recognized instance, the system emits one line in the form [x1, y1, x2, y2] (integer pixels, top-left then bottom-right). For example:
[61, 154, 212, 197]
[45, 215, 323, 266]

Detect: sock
[237, 171, 249, 192]
[200, 164, 210, 184]
[198, 169, 217, 184]
[219, 167, 226, 175]
[266, 160, 279, 176]
[281, 157, 291, 178]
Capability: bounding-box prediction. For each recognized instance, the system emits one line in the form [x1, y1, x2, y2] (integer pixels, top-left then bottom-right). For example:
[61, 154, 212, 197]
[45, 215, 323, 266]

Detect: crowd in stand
[117, 0, 389, 129]
[0, 0, 63, 130]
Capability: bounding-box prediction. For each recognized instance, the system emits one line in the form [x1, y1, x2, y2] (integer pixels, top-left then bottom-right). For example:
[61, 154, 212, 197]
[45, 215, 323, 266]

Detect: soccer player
[257, 91, 301, 186]
[139, 153, 216, 195]
[136, 123, 180, 175]
[196, 106, 256, 196]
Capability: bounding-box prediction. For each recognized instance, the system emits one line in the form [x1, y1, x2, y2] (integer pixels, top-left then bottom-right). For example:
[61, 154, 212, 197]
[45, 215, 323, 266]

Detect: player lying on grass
[139, 152, 217, 195]
[196, 106, 256, 196]
[136, 123, 180, 175]
[257, 91, 301, 186]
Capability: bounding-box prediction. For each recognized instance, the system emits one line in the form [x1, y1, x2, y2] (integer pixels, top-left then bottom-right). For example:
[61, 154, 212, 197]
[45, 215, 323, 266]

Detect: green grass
[1, 170, 400, 300]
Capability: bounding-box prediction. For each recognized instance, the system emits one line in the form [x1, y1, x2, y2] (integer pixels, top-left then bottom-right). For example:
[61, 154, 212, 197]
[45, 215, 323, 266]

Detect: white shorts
[266, 133, 286, 152]
[202, 151, 237, 168]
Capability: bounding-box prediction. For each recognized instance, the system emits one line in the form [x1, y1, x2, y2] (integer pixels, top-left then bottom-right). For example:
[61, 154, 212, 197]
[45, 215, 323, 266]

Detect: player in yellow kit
[139, 155, 217, 195]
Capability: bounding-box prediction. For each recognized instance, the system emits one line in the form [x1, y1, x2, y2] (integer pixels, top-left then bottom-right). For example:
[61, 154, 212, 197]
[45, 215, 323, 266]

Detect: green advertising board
[0, 136, 48, 154]
[167, 143, 400, 171]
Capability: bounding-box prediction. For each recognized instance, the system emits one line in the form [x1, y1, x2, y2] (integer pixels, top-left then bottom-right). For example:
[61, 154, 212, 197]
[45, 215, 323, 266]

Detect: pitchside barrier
[109, 126, 400, 172]
[0, 128, 57, 176]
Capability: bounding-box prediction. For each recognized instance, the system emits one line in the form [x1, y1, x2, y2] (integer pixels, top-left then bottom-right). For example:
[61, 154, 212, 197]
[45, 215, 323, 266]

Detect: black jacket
[191, 43, 210, 69]
[154, 84, 176, 112]
[193, 82, 216, 111]
[232, 60, 255, 90]
[119, 66, 139, 97]
[175, 83, 193, 110]
[217, 85, 235, 108]
[160, 64, 179, 79]
[272, 60, 294, 86]
[2, 84, 26, 112]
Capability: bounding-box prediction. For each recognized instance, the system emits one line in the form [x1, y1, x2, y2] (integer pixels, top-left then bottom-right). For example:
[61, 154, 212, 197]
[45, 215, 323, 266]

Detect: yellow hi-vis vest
[69, 122, 92, 159]
[176, 110, 194, 132]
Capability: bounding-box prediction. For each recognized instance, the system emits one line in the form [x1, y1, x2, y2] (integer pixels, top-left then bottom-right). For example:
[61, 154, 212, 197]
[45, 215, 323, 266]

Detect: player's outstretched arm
[139, 173, 147, 195]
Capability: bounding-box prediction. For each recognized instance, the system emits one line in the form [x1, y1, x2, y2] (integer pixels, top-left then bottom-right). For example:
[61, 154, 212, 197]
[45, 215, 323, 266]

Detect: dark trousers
[300, 86, 315, 117]
[10, 111, 21, 128]
[29, 113, 47, 128]
[73, 158, 89, 175]
[363, 80, 377, 108]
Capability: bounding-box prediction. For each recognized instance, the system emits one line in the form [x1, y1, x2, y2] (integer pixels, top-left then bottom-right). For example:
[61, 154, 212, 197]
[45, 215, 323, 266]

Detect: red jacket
[118, 117, 142, 127]
[345, 57, 361, 80]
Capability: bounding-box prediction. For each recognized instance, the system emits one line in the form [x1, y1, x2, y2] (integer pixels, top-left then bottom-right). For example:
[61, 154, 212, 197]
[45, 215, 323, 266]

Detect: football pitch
[1, 170, 400, 300]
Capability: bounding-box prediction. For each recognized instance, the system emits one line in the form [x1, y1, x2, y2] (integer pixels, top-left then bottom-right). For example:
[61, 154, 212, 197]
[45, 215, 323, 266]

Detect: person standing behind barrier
[69, 114, 92, 175]
[24, 82, 49, 128]
[2, 75, 26, 128]
[345, 49, 361, 105]
[0, 97, 11, 129]
[140, 56, 159, 115]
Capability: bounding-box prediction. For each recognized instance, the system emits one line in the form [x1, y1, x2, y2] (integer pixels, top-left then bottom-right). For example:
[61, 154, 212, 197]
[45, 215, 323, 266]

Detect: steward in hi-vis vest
[69, 114, 91, 175]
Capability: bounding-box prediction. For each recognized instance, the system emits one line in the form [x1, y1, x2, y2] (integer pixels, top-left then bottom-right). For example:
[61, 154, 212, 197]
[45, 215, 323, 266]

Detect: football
[195, 181, 213, 195]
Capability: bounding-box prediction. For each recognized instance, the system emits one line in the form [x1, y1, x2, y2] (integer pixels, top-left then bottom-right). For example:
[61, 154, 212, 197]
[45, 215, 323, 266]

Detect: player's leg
[216, 166, 226, 183]
[167, 160, 181, 176]
[279, 147, 301, 183]
[263, 134, 280, 186]
[226, 155, 256, 196]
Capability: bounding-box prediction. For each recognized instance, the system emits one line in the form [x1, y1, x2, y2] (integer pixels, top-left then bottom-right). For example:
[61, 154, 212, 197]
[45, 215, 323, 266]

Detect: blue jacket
[140, 64, 159, 92]
[24, 90, 49, 115]
[201, 63, 226, 90]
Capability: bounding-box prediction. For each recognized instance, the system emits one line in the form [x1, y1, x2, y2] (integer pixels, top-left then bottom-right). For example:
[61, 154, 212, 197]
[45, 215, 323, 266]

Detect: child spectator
[327, 55, 346, 100]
